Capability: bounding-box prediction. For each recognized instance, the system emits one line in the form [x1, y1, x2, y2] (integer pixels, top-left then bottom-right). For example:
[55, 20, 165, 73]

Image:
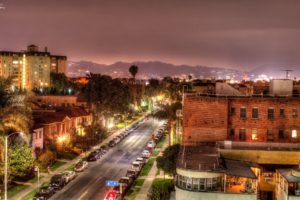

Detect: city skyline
[1, 0, 300, 70]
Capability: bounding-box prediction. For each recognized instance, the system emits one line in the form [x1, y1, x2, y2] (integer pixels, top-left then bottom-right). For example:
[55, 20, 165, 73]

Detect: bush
[148, 179, 174, 200]
[57, 151, 78, 160]
[37, 150, 56, 169]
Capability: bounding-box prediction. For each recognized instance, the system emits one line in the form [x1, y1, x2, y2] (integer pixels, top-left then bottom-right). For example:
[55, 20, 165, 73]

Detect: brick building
[183, 94, 300, 145]
[176, 80, 300, 200]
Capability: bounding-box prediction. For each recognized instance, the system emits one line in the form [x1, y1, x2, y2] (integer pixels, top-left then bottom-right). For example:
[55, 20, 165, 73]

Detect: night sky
[1, 0, 300, 70]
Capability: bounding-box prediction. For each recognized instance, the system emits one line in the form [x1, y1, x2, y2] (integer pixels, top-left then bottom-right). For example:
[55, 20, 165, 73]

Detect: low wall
[175, 186, 256, 200]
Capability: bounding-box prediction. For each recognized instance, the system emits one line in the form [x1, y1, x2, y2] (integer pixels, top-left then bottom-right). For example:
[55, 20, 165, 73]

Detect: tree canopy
[156, 144, 180, 175]
[83, 73, 132, 116]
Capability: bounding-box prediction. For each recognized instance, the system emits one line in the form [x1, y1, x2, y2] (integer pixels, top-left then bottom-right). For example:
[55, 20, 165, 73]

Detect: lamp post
[34, 166, 40, 190]
[4, 132, 23, 200]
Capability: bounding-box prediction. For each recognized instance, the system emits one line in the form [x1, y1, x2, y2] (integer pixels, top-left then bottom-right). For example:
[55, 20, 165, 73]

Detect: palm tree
[129, 65, 139, 80]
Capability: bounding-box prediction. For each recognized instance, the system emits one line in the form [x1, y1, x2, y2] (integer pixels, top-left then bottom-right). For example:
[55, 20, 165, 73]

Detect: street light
[4, 131, 24, 200]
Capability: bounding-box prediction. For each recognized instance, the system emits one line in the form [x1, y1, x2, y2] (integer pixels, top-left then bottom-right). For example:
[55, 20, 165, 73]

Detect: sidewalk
[134, 135, 169, 200]
[135, 161, 158, 200]
[11, 114, 147, 200]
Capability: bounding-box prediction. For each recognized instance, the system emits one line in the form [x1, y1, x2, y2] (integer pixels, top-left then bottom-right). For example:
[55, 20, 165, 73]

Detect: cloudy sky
[1, 0, 300, 70]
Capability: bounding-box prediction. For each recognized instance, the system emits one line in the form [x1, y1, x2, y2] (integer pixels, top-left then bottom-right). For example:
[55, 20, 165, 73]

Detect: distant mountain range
[68, 61, 245, 79]
[67, 61, 300, 80]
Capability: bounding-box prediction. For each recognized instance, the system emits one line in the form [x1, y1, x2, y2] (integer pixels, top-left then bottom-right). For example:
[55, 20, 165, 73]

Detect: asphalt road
[50, 117, 161, 200]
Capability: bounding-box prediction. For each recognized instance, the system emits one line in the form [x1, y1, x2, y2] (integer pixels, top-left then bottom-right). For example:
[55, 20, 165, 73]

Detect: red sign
[105, 191, 116, 199]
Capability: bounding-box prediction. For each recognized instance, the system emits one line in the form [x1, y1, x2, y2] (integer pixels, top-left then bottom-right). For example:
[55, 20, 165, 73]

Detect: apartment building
[0, 45, 67, 90]
[176, 80, 300, 200]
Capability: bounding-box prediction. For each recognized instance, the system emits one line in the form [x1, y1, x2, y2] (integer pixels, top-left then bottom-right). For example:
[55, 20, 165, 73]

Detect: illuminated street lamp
[4, 132, 24, 200]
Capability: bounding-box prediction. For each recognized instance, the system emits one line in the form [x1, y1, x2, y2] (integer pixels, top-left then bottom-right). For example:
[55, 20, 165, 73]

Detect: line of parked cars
[104, 120, 168, 200]
[33, 169, 78, 200]
[108, 122, 141, 147]
[87, 146, 108, 161]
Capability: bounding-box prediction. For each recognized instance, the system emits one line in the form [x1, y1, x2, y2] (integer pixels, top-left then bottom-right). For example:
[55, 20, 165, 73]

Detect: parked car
[87, 151, 101, 161]
[126, 169, 139, 179]
[33, 186, 56, 200]
[74, 161, 88, 172]
[119, 177, 133, 187]
[50, 174, 67, 190]
[131, 161, 142, 171]
[141, 150, 151, 158]
[63, 171, 77, 183]
[113, 137, 121, 144]
[147, 140, 156, 148]
[136, 157, 146, 165]
[108, 140, 116, 147]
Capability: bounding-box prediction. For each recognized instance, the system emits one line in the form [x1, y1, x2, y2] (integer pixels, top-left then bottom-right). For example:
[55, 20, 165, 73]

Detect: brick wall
[183, 95, 300, 145]
[183, 96, 228, 145]
[229, 98, 300, 143]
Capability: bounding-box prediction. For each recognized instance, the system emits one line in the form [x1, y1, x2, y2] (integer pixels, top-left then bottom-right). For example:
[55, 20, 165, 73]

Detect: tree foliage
[129, 65, 139, 79]
[152, 102, 182, 121]
[156, 144, 180, 175]
[83, 73, 132, 116]
[145, 78, 161, 97]
[48, 72, 77, 95]
[161, 77, 183, 102]
[37, 150, 56, 169]
[0, 145, 34, 182]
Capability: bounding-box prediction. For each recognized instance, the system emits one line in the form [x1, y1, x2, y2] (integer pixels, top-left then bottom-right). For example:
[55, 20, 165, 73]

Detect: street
[50, 117, 161, 200]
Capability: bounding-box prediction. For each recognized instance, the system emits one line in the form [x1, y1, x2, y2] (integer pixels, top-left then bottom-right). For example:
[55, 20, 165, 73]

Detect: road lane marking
[78, 191, 88, 200]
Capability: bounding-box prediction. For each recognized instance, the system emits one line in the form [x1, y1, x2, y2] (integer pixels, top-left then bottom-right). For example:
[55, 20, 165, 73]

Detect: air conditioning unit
[295, 190, 300, 196]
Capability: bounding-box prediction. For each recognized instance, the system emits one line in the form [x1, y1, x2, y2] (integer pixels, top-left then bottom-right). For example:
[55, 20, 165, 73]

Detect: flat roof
[177, 144, 258, 179]
[177, 144, 225, 172]
[184, 93, 300, 99]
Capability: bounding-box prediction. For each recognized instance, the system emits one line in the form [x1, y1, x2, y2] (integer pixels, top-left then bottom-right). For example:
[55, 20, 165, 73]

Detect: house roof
[33, 107, 90, 125]
[56, 107, 90, 117]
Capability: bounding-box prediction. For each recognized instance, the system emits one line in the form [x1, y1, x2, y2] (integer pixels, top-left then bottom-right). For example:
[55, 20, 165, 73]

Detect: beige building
[0, 45, 67, 90]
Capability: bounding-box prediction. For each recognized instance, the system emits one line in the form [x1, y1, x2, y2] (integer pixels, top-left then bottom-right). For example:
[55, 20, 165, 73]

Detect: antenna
[281, 70, 293, 79]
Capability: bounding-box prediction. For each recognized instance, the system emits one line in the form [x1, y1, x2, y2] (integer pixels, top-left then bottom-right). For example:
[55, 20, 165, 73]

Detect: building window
[193, 178, 199, 190]
[251, 128, 258, 140]
[267, 129, 274, 141]
[252, 108, 259, 119]
[240, 107, 246, 119]
[292, 129, 297, 139]
[280, 108, 285, 118]
[199, 178, 205, 191]
[239, 129, 246, 141]
[292, 109, 298, 118]
[230, 107, 235, 116]
[187, 177, 192, 190]
[279, 129, 285, 139]
[268, 108, 275, 120]
[229, 128, 235, 139]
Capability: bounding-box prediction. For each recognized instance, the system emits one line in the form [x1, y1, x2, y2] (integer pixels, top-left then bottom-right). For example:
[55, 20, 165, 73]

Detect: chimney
[45, 46, 48, 52]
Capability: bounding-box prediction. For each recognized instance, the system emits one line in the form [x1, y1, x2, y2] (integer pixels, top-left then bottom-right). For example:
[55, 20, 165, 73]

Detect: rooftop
[177, 144, 258, 179]
[278, 168, 300, 183]
[184, 92, 300, 99]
